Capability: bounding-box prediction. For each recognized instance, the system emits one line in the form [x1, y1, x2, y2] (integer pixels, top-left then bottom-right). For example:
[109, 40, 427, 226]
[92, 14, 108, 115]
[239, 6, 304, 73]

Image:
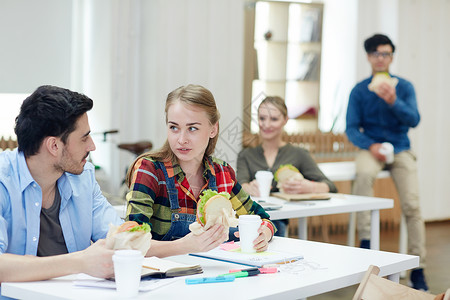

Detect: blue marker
[185, 275, 235, 285]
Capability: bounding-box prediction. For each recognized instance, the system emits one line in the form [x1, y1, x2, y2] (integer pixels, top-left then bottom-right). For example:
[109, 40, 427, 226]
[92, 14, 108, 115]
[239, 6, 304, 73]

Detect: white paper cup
[239, 215, 262, 253]
[112, 250, 143, 298]
[379, 142, 394, 164]
[255, 170, 274, 199]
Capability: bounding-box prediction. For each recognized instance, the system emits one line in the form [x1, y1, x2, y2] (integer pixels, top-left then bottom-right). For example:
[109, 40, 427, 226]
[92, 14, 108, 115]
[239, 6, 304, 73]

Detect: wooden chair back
[0, 136, 18, 151]
[353, 265, 440, 300]
[242, 131, 359, 162]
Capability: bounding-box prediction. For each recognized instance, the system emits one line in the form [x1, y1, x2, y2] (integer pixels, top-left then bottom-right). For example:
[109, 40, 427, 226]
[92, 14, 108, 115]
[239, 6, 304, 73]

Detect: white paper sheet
[73, 273, 179, 292]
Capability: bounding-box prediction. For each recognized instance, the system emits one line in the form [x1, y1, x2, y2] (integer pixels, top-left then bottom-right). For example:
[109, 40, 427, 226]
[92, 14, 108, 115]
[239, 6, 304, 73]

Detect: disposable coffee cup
[255, 170, 274, 199]
[112, 249, 143, 298]
[379, 142, 394, 164]
[239, 215, 262, 253]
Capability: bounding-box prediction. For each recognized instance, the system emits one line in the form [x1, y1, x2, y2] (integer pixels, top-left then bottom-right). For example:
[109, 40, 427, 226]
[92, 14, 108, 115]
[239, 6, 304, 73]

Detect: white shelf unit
[245, 1, 324, 134]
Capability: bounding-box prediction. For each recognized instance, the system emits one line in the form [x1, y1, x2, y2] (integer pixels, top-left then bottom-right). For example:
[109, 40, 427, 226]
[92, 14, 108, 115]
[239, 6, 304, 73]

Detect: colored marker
[185, 275, 235, 285]
[229, 267, 259, 273]
[221, 270, 260, 278]
[229, 267, 278, 274]
[259, 267, 278, 274]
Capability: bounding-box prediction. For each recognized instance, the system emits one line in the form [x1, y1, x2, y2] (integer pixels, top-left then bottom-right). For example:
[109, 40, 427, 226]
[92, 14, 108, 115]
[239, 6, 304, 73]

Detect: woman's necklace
[185, 166, 206, 199]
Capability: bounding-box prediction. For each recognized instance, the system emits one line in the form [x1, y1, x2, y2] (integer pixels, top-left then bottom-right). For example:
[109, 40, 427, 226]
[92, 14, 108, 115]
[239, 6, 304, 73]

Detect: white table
[258, 194, 393, 250]
[113, 194, 393, 251]
[1, 237, 418, 300]
[318, 161, 407, 257]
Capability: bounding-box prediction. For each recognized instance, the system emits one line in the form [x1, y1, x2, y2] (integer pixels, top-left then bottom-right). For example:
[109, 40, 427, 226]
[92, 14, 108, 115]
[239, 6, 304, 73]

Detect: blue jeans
[228, 226, 240, 242]
[272, 219, 288, 237]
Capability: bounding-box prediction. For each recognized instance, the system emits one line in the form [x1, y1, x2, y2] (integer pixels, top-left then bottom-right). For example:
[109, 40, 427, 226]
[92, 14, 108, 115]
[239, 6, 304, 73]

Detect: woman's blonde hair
[258, 96, 288, 118]
[126, 84, 220, 186]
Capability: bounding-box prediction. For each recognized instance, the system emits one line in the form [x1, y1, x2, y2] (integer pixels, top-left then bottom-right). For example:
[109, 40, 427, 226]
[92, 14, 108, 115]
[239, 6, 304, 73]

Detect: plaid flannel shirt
[126, 156, 275, 239]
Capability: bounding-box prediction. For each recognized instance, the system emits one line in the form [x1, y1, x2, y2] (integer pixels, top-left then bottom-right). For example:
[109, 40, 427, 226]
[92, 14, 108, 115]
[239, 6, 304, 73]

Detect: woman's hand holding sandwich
[241, 180, 261, 197]
[146, 223, 229, 258]
[181, 224, 229, 253]
[276, 164, 329, 194]
[185, 190, 238, 253]
[280, 178, 330, 194]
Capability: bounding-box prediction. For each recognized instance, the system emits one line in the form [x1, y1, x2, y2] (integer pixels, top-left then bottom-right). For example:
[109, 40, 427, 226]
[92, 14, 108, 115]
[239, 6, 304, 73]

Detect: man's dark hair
[364, 34, 396, 53]
[14, 85, 93, 157]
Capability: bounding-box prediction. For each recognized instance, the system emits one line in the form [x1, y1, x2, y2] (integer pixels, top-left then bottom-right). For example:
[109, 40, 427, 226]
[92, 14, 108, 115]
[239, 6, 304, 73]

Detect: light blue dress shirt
[0, 149, 123, 255]
[346, 74, 420, 153]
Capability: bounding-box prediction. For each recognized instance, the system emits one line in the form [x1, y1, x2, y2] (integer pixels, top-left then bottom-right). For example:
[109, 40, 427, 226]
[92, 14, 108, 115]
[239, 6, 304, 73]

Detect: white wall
[396, 0, 450, 221]
[355, 0, 399, 78]
[72, 0, 115, 193]
[319, 0, 358, 132]
[0, 0, 72, 93]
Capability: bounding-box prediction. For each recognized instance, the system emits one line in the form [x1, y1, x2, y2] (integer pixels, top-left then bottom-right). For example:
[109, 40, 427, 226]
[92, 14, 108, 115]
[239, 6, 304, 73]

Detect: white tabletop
[1, 237, 418, 300]
[258, 194, 393, 220]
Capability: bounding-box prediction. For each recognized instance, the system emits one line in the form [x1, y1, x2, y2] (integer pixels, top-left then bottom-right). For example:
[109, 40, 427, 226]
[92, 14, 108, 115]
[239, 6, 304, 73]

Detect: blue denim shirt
[0, 149, 123, 255]
[346, 74, 420, 153]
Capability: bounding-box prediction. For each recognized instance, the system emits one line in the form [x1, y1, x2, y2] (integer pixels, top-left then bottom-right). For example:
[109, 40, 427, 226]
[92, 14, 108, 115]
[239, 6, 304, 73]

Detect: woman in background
[125, 84, 275, 257]
[237, 96, 337, 237]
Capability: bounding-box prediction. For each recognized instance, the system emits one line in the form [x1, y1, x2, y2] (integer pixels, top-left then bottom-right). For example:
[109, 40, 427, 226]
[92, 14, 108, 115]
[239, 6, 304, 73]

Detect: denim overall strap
[156, 161, 196, 241]
[157, 161, 180, 212]
[206, 157, 218, 192]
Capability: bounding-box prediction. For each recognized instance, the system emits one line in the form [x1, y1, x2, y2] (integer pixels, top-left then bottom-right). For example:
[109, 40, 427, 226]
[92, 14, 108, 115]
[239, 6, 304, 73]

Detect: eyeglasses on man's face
[369, 51, 393, 59]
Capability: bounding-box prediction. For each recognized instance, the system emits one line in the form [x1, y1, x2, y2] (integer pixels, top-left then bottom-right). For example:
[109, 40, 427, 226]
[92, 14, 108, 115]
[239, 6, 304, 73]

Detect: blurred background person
[237, 96, 337, 237]
[346, 33, 427, 291]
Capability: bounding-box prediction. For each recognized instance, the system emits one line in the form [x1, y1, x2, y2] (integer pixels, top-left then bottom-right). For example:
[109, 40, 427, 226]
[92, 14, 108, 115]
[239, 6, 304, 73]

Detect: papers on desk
[191, 242, 303, 267]
[73, 273, 180, 292]
[271, 192, 332, 201]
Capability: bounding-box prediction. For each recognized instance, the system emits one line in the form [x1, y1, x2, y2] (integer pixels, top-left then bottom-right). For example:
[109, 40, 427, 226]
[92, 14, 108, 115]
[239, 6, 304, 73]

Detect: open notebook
[190, 242, 303, 267]
[141, 256, 203, 278]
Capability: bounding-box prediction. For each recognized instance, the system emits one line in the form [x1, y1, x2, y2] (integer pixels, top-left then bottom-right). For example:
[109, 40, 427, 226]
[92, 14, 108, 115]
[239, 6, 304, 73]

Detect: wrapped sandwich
[368, 72, 398, 93]
[274, 164, 304, 193]
[189, 190, 239, 235]
[106, 221, 152, 255]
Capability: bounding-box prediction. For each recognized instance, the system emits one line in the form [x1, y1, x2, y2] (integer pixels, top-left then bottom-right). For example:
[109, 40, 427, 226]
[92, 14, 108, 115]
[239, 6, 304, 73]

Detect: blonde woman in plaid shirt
[125, 84, 275, 258]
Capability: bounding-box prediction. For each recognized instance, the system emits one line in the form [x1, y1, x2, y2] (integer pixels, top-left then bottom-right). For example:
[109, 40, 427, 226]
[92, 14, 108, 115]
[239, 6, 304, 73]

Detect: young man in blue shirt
[0, 86, 122, 287]
[346, 34, 428, 291]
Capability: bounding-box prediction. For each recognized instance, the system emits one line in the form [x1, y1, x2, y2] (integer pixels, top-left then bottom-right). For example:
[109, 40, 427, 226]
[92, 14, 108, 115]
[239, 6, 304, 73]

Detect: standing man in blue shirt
[0, 86, 122, 286]
[346, 34, 428, 291]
